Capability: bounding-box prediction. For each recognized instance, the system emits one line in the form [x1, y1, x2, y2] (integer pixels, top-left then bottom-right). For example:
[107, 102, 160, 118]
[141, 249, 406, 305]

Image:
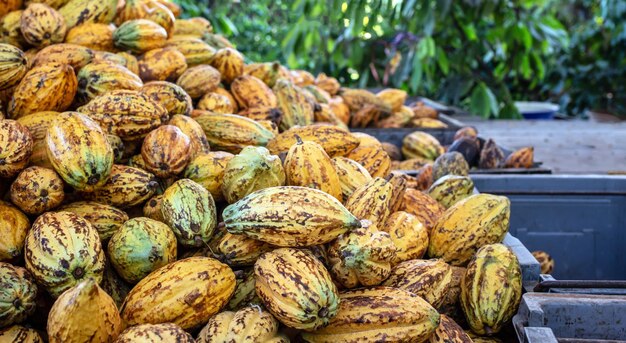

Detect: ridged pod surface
[138, 47, 188, 82]
[100, 265, 131, 309]
[59, 201, 128, 241]
[381, 211, 429, 263]
[9, 63, 77, 118]
[344, 143, 391, 178]
[107, 217, 177, 283]
[222, 146, 285, 204]
[388, 172, 409, 212]
[428, 194, 511, 266]
[0, 11, 28, 49]
[24, 211, 105, 298]
[384, 259, 453, 308]
[429, 314, 473, 343]
[140, 81, 192, 116]
[0, 44, 28, 90]
[210, 47, 244, 84]
[339, 88, 392, 114]
[121, 257, 236, 330]
[327, 224, 396, 288]
[113, 19, 167, 54]
[230, 75, 277, 109]
[197, 92, 235, 113]
[176, 64, 221, 99]
[461, 243, 522, 335]
[345, 177, 393, 226]
[183, 151, 233, 202]
[376, 88, 407, 112]
[76, 61, 143, 105]
[315, 73, 340, 96]
[479, 139, 505, 169]
[0, 119, 32, 178]
[164, 36, 215, 67]
[83, 164, 157, 208]
[58, 0, 117, 28]
[208, 228, 273, 267]
[194, 112, 276, 154]
[0, 201, 30, 261]
[301, 287, 440, 343]
[284, 138, 342, 201]
[10, 166, 64, 215]
[20, 4, 66, 48]
[227, 269, 261, 311]
[197, 306, 289, 343]
[244, 61, 281, 87]
[224, 186, 361, 247]
[30, 44, 94, 71]
[427, 175, 475, 209]
[402, 131, 445, 160]
[168, 114, 211, 157]
[433, 151, 470, 180]
[161, 178, 217, 247]
[332, 156, 372, 203]
[65, 22, 115, 51]
[0, 263, 38, 327]
[402, 189, 444, 233]
[0, 325, 43, 342]
[47, 279, 122, 343]
[504, 147, 534, 169]
[141, 124, 191, 178]
[46, 112, 114, 191]
[142, 195, 164, 222]
[255, 248, 339, 331]
[274, 78, 314, 131]
[78, 90, 168, 139]
[115, 323, 194, 342]
[173, 18, 212, 37]
[266, 124, 358, 157]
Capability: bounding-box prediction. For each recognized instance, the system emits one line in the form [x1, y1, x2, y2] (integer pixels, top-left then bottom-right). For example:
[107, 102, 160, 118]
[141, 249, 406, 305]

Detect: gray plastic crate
[513, 292, 626, 343]
[472, 175, 626, 280]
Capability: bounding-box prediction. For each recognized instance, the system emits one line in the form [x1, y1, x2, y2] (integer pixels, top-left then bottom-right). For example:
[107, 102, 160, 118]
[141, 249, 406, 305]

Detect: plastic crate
[513, 292, 626, 343]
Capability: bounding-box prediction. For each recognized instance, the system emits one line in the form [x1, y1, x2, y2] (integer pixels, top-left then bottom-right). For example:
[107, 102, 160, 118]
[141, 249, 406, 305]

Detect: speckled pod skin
[46, 112, 113, 192]
[24, 211, 105, 298]
[230, 75, 277, 110]
[10, 166, 64, 215]
[183, 151, 234, 202]
[0, 325, 43, 342]
[344, 143, 391, 178]
[384, 259, 453, 308]
[428, 194, 510, 266]
[0, 11, 27, 49]
[113, 19, 167, 54]
[107, 134, 124, 163]
[161, 178, 216, 247]
[381, 211, 429, 263]
[197, 306, 289, 343]
[0, 119, 32, 178]
[208, 227, 273, 267]
[193, 112, 276, 154]
[222, 146, 285, 204]
[78, 90, 168, 140]
[65, 23, 115, 51]
[210, 47, 244, 84]
[176, 64, 221, 99]
[58, 0, 116, 28]
[327, 224, 396, 289]
[479, 139, 505, 169]
[197, 92, 235, 113]
[142, 195, 164, 222]
[433, 152, 470, 180]
[401, 189, 444, 233]
[224, 186, 361, 247]
[388, 172, 409, 212]
[339, 88, 392, 113]
[20, 4, 66, 48]
[115, 323, 194, 343]
[9, 63, 77, 118]
[82, 164, 157, 208]
[47, 279, 122, 343]
[429, 314, 473, 343]
[121, 257, 236, 330]
[266, 124, 358, 157]
[345, 177, 393, 226]
[164, 36, 215, 67]
[461, 243, 522, 335]
[301, 287, 440, 343]
[376, 88, 406, 112]
[107, 217, 176, 283]
[140, 81, 192, 116]
[227, 269, 261, 311]
[0, 44, 28, 90]
[244, 61, 281, 87]
[168, 114, 211, 157]
[138, 47, 187, 83]
[30, 44, 94, 71]
[0, 263, 38, 327]
[273, 78, 314, 131]
[284, 138, 341, 201]
[59, 201, 128, 241]
[173, 18, 212, 37]
[141, 125, 191, 178]
[402, 131, 445, 161]
[0, 200, 30, 261]
[332, 156, 372, 203]
[13, 112, 59, 139]
[428, 175, 475, 209]
[76, 61, 143, 105]
[254, 248, 339, 331]
[504, 146, 534, 168]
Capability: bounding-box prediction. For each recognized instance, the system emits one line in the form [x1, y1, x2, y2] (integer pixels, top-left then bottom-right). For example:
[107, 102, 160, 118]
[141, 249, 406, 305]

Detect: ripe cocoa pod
[113, 19, 167, 54]
[207, 228, 273, 267]
[315, 73, 340, 96]
[15, 111, 60, 141]
[402, 131, 444, 161]
[176, 64, 221, 99]
[20, 4, 67, 48]
[59, 201, 128, 241]
[230, 75, 277, 109]
[115, 323, 194, 343]
[138, 47, 187, 82]
[376, 88, 407, 112]
[332, 156, 372, 203]
[428, 175, 475, 209]
[479, 139, 505, 169]
[183, 151, 234, 202]
[100, 264, 131, 309]
[141, 124, 191, 178]
[210, 47, 244, 84]
[10, 166, 64, 215]
[448, 136, 481, 167]
[429, 314, 473, 343]
[0, 200, 29, 261]
[30, 44, 94, 71]
[76, 61, 143, 105]
[58, 0, 117, 29]
[328, 96, 350, 124]
[0, 44, 28, 91]
[197, 306, 288, 343]
[384, 259, 453, 308]
[83, 164, 157, 208]
[173, 18, 212, 37]
[0, 119, 32, 178]
[226, 269, 261, 311]
[382, 142, 402, 160]
[168, 114, 211, 157]
[388, 171, 409, 212]
[107, 134, 125, 163]
[454, 126, 479, 140]
[274, 78, 314, 131]
[196, 92, 235, 113]
[65, 22, 115, 51]
[142, 195, 164, 222]
[0, 263, 38, 327]
[0, 325, 43, 342]
[504, 146, 534, 169]
[0, 11, 27, 49]
[244, 61, 281, 87]
[140, 81, 192, 116]
[266, 124, 358, 157]
[381, 211, 429, 264]
[433, 151, 470, 180]
[344, 143, 391, 178]
[345, 177, 393, 226]
[164, 36, 215, 66]
[193, 112, 275, 154]
[532, 250, 555, 274]
[402, 188, 444, 233]
[340, 88, 392, 114]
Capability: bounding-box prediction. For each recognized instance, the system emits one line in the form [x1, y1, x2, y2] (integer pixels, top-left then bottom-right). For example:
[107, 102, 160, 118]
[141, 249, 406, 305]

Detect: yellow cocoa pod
[314, 103, 348, 130]
[16, 111, 60, 141]
[46, 112, 114, 191]
[384, 258, 453, 308]
[339, 88, 392, 114]
[0, 325, 43, 342]
[412, 117, 449, 128]
[226, 269, 261, 311]
[47, 279, 122, 343]
[428, 175, 475, 209]
[59, 201, 128, 241]
[243, 61, 282, 87]
[140, 80, 191, 116]
[402, 188, 444, 233]
[344, 143, 391, 178]
[402, 131, 445, 160]
[0, 119, 32, 178]
[9, 63, 77, 118]
[388, 171, 409, 212]
[64, 22, 115, 51]
[0, 11, 27, 49]
[173, 17, 212, 37]
[332, 156, 372, 203]
[345, 177, 393, 226]
[255, 248, 339, 330]
[58, 0, 117, 28]
[210, 47, 244, 84]
[182, 151, 233, 202]
[176, 64, 221, 99]
[214, 86, 238, 112]
[113, 19, 167, 54]
[381, 211, 429, 263]
[237, 106, 282, 124]
[0, 263, 38, 328]
[0, 44, 28, 91]
[0, 200, 30, 261]
[30, 43, 94, 71]
[10, 166, 64, 215]
[207, 227, 273, 267]
[142, 195, 164, 222]
[230, 75, 277, 110]
[138, 47, 187, 82]
[352, 132, 382, 148]
[168, 114, 211, 157]
[266, 124, 358, 157]
[197, 306, 288, 343]
[429, 314, 473, 343]
[273, 78, 314, 131]
[376, 88, 407, 112]
[116, 0, 175, 34]
[504, 146, 534, 168]
[328, 96, 350, 124]
[20, 4, 67, 48]
[76, 61, 143, 105]
[83, 164, 157, 208]
[302, 287, 440, 342]
[315, 73, 340, 96]
[116, 51, 139, 74]
[284, 137, 342, 201]
[193, 112, 275, 154]
[116, 323, 194, 342]
[0, 0, 22, 18]
[197, 92, 235, 113]
[28, 139, 54, 169]
[121, 257, 236, 330]
[100, 264, 131, 309]
[165, 35, 215, 66]
[141, 124, 191, 178]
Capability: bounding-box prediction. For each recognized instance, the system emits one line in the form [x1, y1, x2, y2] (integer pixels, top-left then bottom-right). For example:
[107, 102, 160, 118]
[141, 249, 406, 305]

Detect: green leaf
[409, 52, 423, 92]
[470, 82, 498, 118]
[436, 47, 449, 75]
[515, 24, 532, 51]
[463, 24, 478, 41]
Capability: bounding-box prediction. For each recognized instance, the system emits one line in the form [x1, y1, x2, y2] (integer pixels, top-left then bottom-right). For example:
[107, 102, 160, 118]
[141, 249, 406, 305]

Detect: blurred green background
[173, 0, 626, 119]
